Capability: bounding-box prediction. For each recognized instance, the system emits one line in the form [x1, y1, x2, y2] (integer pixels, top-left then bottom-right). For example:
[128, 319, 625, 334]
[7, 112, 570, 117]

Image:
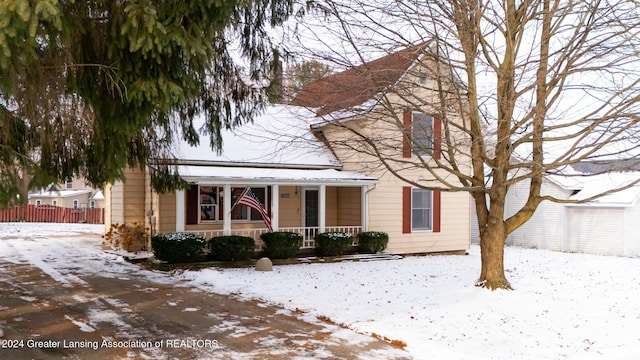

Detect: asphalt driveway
[0, 233, 410, 359]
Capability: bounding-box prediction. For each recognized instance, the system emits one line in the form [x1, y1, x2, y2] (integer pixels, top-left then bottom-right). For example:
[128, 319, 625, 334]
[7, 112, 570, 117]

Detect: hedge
[151, 232, 205, 263]
[208, 235, 255, 261]
[315, 232, 353, 256]
[260, 232, 303, 259]
[357, 231, 389, 253]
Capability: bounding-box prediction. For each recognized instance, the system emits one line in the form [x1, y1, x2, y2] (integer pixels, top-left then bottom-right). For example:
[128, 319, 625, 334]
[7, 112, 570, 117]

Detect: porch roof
[177, 165, 377, 186]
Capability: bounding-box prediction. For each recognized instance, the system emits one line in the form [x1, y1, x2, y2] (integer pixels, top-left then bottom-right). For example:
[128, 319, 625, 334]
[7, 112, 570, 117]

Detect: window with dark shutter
[402, 186, 441, 233]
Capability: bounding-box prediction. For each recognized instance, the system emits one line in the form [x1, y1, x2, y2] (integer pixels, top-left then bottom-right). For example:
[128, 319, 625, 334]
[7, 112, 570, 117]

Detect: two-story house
[105, 43, 471, 254]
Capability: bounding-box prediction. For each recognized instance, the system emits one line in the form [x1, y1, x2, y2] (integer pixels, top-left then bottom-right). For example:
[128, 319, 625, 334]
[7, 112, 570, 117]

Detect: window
[35, 200, 42, 206]
[199, 186, 221, 221]
[52, 200, 58, 206]
[73, 200, 79, 208]
[190, 185, 269, 224]
[89, 200, 95, 209]
[411, 188, 432, 231]
[403, 110, 441, 159]
[412, 112, 434, 155]
[231, 187, 267, 221]
[66, 179, 73, 189]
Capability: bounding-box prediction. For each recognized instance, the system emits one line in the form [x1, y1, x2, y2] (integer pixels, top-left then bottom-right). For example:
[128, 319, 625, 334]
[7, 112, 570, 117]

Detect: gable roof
[290, 42, 431, 116]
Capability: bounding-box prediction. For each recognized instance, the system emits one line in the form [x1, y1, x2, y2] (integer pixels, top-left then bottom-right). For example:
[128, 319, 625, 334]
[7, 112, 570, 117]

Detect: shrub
[315, 232, 353, 257]
[105, 223, 148, 252]
[208, 235, 255, 261]
[260, 232, 303, 259]
[357, 231, 389, 253]
[151, 232, 205, 263]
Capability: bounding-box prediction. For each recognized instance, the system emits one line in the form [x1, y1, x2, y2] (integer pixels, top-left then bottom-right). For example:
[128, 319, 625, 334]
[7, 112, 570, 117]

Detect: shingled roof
[289, 42, 431, 116]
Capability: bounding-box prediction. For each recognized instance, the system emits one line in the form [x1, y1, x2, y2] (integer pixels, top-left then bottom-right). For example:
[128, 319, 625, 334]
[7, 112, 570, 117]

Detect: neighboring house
[28, 178, 105, 209]
[106, 43, 472, 254]
[471, 164, 640, 257]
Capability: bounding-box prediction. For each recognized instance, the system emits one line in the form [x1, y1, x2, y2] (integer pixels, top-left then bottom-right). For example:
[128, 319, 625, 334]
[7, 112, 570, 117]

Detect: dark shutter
[433, 116, 442, 160]
[433, 189, 441, 232]
[402, 186, 411, 233]
[186, 185, 199, 225]
[403, 109, 412, 158]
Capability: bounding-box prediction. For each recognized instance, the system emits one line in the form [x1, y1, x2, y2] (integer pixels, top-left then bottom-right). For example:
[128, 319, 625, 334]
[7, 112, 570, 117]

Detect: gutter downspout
[363, 184, 378, 231]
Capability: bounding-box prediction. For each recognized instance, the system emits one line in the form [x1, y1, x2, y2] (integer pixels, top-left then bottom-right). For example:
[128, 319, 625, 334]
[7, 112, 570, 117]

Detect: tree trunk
[477, 208, 513, 290]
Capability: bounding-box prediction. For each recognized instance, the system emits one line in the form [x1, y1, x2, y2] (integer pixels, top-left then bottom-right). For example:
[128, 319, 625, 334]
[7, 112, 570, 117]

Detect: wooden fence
[0, 205, 104, 224]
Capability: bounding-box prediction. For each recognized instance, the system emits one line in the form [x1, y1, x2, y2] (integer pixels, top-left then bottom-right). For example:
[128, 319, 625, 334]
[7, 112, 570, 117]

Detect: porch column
[319, 185, 326, 233]
[223, 184, 231, 235]
[175, 189, 185, 232]
[271, 184, 279, 231]
[361, 185, 368, 231]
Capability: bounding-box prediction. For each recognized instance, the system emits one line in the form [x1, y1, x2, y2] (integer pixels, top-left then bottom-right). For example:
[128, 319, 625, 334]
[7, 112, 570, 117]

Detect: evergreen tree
[0, 0, 296, 205]
[286, 59, 332, 97]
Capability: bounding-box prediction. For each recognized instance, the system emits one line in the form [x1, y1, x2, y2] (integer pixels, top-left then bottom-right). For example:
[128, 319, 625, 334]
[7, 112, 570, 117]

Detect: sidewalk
[0, 259, 411, 359]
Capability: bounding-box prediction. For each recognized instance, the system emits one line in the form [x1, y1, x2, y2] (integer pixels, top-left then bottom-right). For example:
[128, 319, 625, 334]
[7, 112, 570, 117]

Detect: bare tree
[289, 0, 640, 289]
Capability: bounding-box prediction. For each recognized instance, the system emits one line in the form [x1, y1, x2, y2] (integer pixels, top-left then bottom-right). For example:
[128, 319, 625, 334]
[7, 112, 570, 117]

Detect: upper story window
[412, 112, 434, 155]
[403, 110, 440, 159]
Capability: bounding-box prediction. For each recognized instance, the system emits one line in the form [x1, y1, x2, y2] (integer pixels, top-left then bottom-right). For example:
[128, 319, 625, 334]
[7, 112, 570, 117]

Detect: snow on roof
[90, 190, 105, 200]
[28, 189, 92, 199]
[176, 165, 377, 185]
[170, 105, 340, 168]
[548, 170, 640, 206]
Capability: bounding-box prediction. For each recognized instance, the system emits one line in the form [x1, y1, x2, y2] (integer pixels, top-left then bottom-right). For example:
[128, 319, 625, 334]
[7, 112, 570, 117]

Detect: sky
[1, 222, 640, 359]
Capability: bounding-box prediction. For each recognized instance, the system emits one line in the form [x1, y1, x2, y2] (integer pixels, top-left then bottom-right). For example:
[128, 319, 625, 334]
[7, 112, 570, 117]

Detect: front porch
[167, 181, 376, 251]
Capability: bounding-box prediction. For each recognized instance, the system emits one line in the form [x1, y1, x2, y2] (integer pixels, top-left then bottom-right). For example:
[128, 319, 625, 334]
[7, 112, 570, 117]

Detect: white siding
[471, 177, 571, 250]
[505, 179, 569, 251]
[566, 207, 625, 255]
[624, 202, 640, 257]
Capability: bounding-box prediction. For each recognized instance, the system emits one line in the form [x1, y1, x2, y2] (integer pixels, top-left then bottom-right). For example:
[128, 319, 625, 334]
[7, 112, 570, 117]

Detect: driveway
[0, 232, 410, 359]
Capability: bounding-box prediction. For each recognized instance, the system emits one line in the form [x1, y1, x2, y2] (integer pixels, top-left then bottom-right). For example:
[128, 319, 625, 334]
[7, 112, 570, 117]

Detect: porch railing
[187, 226, 363, 251]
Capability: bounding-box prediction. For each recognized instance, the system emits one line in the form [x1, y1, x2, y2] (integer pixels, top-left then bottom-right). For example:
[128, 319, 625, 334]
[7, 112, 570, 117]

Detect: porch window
[195, 186, 268, 223]
[231, 187, 268, 221]
[199, 186, 221, 221]
[411, 188, 432, 231]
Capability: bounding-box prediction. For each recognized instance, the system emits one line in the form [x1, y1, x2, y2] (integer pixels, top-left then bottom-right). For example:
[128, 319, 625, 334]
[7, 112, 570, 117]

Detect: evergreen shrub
[357, 231, 389, 253]
[208, 235, 255, 261]
[315, 232, 353, 256]
[151, 232, 205, 263]
[260, 232, 303, 259]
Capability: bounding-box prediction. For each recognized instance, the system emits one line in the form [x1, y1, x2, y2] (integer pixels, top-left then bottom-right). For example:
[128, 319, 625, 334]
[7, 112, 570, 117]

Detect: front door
[303, 189, 319, 240]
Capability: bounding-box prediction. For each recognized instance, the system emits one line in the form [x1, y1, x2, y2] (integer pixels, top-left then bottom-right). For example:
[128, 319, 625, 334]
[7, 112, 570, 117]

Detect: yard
[1, 222, 639, 359]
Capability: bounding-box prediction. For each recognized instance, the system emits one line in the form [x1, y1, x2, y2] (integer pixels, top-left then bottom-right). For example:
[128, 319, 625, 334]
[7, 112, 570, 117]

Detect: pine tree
[0, 0, 296, 205]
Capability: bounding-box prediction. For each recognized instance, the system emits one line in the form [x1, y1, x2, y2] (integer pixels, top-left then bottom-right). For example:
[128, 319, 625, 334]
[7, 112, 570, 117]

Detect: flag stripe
[237, 189, 273, 232]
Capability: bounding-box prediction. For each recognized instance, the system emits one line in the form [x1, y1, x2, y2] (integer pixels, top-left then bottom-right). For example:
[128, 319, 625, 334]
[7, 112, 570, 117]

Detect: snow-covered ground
[2, 222, 640, 359]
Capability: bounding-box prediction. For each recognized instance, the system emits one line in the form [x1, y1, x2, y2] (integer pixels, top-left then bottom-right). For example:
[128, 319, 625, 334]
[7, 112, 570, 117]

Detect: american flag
[235, 188, 273, 232]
